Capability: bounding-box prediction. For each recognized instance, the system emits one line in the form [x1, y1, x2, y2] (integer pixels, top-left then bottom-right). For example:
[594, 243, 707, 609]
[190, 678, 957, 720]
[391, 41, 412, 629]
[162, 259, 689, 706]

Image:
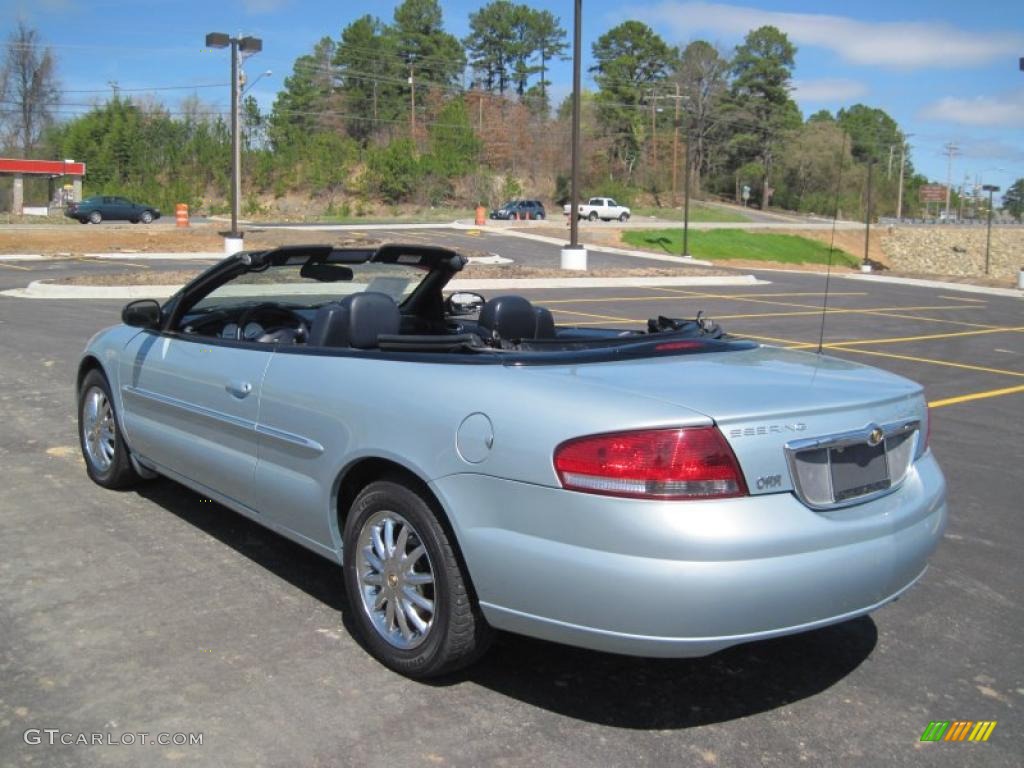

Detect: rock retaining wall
[881, 226, 1023, 282]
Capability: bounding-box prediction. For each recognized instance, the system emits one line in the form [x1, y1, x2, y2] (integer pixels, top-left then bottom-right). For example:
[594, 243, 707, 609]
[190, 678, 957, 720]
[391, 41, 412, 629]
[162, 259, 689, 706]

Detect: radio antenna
[818, 133, 848, 354]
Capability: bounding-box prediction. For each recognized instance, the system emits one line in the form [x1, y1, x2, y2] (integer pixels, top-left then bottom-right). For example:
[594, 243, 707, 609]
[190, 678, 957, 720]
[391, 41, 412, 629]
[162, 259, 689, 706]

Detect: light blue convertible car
[78, 244, 947, 678]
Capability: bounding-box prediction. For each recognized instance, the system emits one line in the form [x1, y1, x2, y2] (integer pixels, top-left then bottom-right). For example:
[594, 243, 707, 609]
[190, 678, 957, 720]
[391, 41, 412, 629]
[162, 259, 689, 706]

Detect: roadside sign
[919, 184, 947, 203]
[742, 185, 751, 201]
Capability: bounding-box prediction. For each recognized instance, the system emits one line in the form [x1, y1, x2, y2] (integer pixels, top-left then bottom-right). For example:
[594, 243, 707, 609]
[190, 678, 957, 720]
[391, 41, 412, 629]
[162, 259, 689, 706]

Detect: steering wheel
[235, 303, 309, 343]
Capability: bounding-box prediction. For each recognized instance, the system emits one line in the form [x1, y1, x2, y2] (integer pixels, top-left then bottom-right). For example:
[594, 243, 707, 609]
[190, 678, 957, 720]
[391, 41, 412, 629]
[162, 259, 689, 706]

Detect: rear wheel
[343, 479, 492, 678]
[88, 211, 102, 224]
[78, 369, 142, 489]
[587, 211, 598, 222]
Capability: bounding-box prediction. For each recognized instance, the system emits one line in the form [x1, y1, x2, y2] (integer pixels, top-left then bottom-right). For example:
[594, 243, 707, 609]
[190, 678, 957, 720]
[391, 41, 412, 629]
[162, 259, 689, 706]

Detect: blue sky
[6, 0, 1023, 194]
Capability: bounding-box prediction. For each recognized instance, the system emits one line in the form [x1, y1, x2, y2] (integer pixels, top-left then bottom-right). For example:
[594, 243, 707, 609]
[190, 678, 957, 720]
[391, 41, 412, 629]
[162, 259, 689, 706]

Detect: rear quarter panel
[252, 353, 712, 553]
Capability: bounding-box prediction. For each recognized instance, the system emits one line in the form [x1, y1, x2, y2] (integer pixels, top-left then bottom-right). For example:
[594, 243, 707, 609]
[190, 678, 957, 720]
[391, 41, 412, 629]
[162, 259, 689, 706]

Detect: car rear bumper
[430, 452, 946, 657]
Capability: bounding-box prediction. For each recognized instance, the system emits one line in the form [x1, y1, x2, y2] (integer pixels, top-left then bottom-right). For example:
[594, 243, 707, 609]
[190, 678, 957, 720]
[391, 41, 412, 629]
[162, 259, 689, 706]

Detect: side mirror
[445, 291, 485, 316]
[122, 299, 162, 329]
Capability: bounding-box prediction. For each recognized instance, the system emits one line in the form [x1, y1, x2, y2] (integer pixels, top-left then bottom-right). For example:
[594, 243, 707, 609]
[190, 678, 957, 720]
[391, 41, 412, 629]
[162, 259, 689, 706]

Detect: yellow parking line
[0, 262, 31, 270]
[715, 305, 974, 321]
[103, 260, 151, 269]
[938, 295, 987, 303]
[929, 384, 1024, 408]
[829, 347, 1024, 378]
[857, 310, 1000, 330]
[648, 288, 868, 299]
[552, 308, 636, 323]
[828, 326, 1024, 347]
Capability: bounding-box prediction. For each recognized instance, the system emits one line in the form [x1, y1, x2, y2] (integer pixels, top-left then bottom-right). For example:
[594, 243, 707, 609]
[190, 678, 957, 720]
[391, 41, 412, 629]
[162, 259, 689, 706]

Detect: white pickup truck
[563, 197, 631, 222]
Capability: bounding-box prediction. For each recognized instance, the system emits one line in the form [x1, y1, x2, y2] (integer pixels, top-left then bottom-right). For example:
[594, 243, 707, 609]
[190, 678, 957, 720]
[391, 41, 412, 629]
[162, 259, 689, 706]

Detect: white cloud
[631, 2, 1023, 69]
[919, 91, 1024, 127]
[791, 78, 868, 104]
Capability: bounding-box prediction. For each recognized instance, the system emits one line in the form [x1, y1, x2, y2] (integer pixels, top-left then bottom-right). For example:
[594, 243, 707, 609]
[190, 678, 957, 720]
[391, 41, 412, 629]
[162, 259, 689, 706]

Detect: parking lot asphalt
[0, 230, 1021, 767]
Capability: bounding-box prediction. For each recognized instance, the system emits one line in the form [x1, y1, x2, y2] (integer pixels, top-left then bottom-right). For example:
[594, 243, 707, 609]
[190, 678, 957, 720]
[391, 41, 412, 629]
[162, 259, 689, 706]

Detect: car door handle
[225, 380, 253, 398]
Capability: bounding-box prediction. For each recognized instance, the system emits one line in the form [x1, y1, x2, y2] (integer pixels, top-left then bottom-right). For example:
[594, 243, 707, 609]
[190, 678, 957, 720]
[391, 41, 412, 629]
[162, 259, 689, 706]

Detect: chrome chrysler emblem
[867, 427, 885, 447]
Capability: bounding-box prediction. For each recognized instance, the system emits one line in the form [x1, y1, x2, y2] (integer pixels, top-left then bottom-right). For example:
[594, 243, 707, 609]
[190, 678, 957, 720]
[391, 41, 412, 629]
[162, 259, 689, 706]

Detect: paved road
[0, 232, 1020, 767]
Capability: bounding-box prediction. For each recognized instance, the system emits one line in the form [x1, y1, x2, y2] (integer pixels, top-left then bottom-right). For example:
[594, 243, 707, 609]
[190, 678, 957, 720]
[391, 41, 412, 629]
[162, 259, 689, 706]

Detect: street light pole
[682, 118, 691, 258]
[206, 32, 262, 246]
[982, 184, 999, 275]
[230, 37, 241, 239]
[863, 159, 875, 271]
[568, 0, 582, 251]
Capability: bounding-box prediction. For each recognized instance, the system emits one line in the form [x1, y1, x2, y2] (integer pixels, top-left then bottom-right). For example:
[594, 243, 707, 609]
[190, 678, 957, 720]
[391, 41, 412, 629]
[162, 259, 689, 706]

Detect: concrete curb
[841, 273, 1023, 298]
[2, 274, 764, 300]
[466, 225, 717, 267]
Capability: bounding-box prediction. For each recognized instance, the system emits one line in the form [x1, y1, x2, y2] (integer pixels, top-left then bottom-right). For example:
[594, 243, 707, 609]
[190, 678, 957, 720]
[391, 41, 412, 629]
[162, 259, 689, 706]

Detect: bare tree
[0, 21, 60, 156]
[672, 40, 729, 194]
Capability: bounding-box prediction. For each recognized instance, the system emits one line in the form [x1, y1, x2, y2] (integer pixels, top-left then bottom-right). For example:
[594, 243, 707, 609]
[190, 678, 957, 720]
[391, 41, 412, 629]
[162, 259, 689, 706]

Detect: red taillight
[553, 427, 748, 500]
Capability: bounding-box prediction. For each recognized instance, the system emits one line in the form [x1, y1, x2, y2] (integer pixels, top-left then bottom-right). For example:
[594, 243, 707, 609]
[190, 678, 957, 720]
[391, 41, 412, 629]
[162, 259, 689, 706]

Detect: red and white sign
[0, 158, 86, 176]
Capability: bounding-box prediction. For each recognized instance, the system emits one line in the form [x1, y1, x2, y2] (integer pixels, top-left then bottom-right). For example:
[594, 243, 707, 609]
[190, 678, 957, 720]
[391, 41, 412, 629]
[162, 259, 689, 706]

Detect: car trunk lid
[525, 345, 927, 501]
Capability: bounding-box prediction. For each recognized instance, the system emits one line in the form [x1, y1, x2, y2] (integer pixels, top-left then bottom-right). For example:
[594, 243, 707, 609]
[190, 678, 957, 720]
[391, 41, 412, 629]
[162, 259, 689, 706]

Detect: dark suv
[66, 196, 161, 224]
[489, 200, 545, 220]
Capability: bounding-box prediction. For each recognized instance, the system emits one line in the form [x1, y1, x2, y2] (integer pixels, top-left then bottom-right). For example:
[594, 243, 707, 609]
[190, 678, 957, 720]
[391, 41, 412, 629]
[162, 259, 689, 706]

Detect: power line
[59, 83, 228, 94]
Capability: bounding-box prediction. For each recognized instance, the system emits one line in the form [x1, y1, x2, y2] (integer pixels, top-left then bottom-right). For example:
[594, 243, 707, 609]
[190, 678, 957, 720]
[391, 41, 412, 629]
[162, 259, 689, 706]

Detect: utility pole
[409, 64, 416, 137]
[896, 134, 913, 220]
[887, 144, 894, 179]
[982, 184, 999, 274]
[943, 141, 959, 220]
[672, 83, 680, 204]
[650, 89, 657, 187]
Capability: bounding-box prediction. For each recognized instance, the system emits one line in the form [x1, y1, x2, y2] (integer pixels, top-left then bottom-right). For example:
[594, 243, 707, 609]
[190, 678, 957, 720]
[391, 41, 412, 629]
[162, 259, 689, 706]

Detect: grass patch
[630, 204, 750, 223]
[621, 228, 859, 267]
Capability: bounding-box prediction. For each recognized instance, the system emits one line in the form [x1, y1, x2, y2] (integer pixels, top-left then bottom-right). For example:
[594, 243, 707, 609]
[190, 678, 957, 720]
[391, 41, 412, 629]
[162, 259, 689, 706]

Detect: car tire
[619, 212, 630, 222]
[588, 211, 598, 222]
[536, 213, 545, 220]
[343, 478, 492, 678]
[141, 210, 154, 224]
[78, 218, 88, 224]
[88, 211, 102, 224]
[78, 369, 142, 489]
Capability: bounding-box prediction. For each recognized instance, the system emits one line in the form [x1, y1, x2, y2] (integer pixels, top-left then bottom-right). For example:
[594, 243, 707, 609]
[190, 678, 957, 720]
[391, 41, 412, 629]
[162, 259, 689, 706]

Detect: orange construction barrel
[175, 203, 189, 228]
[474, 205, 486, 226]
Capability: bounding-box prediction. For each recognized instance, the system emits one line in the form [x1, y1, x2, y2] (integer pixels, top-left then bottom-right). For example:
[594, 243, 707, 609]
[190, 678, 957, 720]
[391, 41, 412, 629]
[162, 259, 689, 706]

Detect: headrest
[478, 295, 537, 341]
[309, 292, 400, 349]
[534, 306, 556, 339]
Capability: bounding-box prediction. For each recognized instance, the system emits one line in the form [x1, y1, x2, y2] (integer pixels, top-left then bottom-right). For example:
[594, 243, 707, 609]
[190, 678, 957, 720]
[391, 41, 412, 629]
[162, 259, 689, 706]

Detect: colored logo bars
[920, 721, 997, 742]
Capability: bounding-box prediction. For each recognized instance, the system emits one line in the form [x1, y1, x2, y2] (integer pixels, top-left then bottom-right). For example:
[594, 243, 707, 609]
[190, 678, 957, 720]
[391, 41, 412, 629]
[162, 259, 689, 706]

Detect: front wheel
[619, 212, 630, 222]
[141, 210, 154, 224]
[343, 479, 492, 678]
[78, 369, 143, 489]
[89, 211, 102, 224]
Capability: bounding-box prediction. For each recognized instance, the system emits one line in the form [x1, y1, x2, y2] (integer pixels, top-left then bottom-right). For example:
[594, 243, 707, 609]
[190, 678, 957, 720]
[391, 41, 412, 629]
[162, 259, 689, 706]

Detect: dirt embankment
[0, 223, 380, 256]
